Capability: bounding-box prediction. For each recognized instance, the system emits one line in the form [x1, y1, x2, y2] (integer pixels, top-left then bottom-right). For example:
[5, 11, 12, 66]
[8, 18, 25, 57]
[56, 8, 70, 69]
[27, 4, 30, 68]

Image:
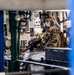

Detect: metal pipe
[5, 69, 68, 75]
[18, 60, 70, 70]
[4, 58, 70, 70]
[45, 47, 71, 50]
[9, 11, 20, 72]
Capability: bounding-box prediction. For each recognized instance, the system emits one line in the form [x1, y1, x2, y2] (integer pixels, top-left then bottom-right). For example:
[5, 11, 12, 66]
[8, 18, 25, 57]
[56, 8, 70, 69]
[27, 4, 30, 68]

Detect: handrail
[4, 58, 70, 71]
[2, 69, 68, 75]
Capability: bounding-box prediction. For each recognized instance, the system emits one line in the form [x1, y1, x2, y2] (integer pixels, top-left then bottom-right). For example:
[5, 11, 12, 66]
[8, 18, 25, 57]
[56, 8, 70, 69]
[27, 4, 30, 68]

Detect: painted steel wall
[0, 0, 66, 10]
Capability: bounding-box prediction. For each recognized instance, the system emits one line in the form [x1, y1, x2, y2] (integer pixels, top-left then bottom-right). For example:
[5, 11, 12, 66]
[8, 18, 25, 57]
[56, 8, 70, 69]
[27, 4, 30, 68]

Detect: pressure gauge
[15, 13, 21, 21]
